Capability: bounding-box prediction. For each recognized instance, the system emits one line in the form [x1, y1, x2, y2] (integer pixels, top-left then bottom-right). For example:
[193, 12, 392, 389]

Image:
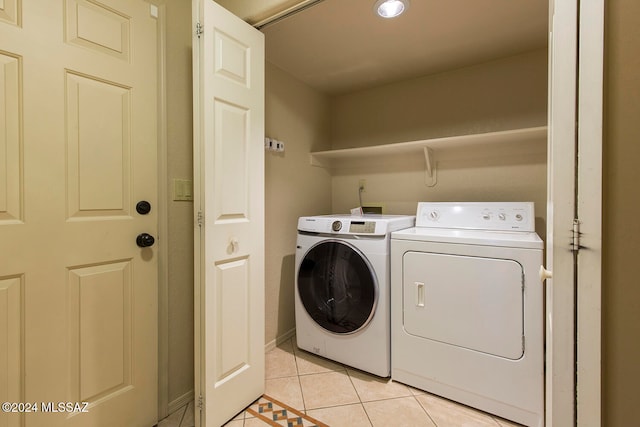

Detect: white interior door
[192, 1, 265, 426]
[0, 1, 159, 426]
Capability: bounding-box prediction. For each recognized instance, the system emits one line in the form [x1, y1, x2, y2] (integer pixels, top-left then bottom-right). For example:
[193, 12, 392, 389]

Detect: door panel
[214, 29, 250, 86]
[0, 0, 19, 26]
[0, 52, 21, 224]
[68, 261, 133, 402]
[193, 1, 265, 425]
[64, 0, 131, 60]
[214, 257, 250, 383]
[213, 99, 249, 222]
[0, 275, 22, 427]
[66, 71, 131, 217]
[0, 1, 158, 426]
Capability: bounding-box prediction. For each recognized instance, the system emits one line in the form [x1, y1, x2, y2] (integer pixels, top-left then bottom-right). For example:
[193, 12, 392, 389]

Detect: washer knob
[498, 213, 506, 221]
[331, 221, 342, 232]
[515, 214, 524, 221]
[482, 214, 491, 220]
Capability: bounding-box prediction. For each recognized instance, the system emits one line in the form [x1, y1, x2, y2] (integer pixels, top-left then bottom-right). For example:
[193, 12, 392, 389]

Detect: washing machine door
[298, 240, 378, 334]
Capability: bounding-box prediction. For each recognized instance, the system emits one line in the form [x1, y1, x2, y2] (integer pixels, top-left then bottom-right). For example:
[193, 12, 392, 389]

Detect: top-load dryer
[391, 202, 544, 427]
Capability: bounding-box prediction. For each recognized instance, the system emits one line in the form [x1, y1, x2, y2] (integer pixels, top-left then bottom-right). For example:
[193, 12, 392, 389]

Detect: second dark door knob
[136, 233, 155, 248]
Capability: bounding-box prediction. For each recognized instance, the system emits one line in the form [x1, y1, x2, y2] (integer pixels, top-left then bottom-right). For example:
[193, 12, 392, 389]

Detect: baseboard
[265, 327, 296, 352]
[168, 389, 194, 415]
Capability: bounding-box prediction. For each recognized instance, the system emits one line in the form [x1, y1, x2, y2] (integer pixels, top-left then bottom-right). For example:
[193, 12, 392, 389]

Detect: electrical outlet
[358, 179, 367, 192]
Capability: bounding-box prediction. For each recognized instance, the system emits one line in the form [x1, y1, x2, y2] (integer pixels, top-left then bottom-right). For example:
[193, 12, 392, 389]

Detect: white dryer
[391, 202, 544, 427]
[295, 214, 415, 377]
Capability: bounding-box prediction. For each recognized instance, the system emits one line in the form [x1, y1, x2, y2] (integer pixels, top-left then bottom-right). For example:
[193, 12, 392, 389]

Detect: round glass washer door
[297, 240, 378, 334]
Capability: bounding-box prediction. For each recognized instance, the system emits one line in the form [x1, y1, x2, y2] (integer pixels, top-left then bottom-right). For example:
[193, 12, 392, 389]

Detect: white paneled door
[0, 1, 158, 426]
[192, 1, 265, 426]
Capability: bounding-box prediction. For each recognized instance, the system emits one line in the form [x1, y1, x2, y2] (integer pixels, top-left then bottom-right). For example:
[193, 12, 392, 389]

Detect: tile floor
[158, 400, 195, 427]
[158, 337, 525, 427]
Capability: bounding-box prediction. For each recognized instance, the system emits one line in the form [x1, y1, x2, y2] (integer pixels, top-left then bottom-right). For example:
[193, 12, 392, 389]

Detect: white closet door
[546, 0, 578, 425]
[192, 1, 265, 426]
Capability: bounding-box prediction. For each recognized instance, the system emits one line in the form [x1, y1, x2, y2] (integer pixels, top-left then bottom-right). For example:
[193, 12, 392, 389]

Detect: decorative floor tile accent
[246, 394, 329, 427]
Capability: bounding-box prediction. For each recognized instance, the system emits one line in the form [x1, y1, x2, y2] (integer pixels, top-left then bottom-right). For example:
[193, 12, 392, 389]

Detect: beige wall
[603, 0, 640, 424]
[264, 62, 332, 345]
[329, 50, 548, 232]
[165, 0, 194, 408]
[330, 50, 548, 149]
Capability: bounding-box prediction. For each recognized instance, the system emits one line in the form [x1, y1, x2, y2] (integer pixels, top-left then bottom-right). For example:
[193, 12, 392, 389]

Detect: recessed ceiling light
[374, 0, 410, 18]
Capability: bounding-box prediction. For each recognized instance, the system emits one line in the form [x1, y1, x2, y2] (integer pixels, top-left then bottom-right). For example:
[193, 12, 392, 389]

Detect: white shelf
[309, 126, 548, 170]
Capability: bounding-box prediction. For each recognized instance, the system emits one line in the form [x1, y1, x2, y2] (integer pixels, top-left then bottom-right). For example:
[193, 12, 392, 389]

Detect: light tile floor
[158, 401, 195, 427]
[158, 337, 525, 427]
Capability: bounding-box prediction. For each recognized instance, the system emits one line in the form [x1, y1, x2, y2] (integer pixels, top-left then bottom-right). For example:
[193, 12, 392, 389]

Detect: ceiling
[261, 0, 548, 95]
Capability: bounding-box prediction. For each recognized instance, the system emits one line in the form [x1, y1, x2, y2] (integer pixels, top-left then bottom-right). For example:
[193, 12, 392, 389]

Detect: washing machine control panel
[416, 202, 535, 231]
[348, 221, 376, 234]
[326, 219, 377, 234]
[298, 215, 415, 236]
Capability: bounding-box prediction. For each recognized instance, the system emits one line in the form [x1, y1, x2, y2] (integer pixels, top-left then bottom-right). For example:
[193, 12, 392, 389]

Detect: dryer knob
[332, 221, 342, 232]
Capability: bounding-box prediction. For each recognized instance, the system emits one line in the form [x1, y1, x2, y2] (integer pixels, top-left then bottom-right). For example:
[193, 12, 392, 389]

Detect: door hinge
[196, 22, 203, 38]
[571, 218, 582, 252]
[197, 211, 203, 227]
[197, 395, 203, 411]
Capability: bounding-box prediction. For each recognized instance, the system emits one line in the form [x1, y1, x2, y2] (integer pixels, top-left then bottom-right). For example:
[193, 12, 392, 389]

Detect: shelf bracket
[423, 147, 434, 178]
[423, 147, 437, 186]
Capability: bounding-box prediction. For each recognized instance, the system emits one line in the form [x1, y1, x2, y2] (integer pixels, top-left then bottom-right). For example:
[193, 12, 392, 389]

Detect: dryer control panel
[415, 202, 535, 232]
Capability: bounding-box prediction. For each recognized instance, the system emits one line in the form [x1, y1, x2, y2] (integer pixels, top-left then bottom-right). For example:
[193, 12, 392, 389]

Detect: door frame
[152, 0, 605, 423]
[155, 1, 171, 421]
[548, 0, 604, 425]
[576, 0, 604, 424]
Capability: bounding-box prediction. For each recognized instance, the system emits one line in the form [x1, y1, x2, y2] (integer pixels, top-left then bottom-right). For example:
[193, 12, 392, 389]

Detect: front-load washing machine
[391, 202, 544, 427]
[295, 214, 415, 377]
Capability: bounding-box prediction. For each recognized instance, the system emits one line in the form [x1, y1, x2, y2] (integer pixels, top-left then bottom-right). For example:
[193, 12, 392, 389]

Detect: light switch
[173, 179, 193, 201]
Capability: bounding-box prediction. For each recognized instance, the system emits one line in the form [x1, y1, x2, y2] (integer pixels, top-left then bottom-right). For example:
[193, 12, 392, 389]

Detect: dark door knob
[136, 201, 151, 215]
[136, 233, 155, 248]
